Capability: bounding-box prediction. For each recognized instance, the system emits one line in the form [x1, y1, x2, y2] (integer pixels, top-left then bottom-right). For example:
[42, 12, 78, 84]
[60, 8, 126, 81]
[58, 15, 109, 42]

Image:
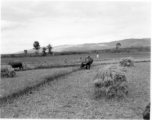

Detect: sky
[1, 0, 151, 54]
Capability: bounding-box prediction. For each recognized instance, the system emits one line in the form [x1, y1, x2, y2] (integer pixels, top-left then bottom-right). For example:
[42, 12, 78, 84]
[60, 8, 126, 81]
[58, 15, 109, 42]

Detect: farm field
[1, 1, 151, 119]
[0, 62, 150, 119]
[1, 52, 150, 71]
[1, 52, 150, 64]
[0, 67, 79, 98]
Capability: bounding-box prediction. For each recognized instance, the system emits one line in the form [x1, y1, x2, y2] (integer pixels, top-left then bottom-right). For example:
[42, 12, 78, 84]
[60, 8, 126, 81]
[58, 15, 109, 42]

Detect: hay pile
[143, 103, 150, 120]
[93, 64, 128, 99]
[119, 57, 134, 67]
[1, 65, 16, 78]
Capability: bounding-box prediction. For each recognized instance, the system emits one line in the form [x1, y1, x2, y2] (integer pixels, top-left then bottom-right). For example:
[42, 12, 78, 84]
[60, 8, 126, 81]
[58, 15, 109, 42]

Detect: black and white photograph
[0, 0, 151, 119]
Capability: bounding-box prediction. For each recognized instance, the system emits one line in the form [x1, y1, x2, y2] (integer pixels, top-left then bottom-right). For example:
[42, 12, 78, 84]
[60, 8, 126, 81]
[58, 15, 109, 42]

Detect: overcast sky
[1, 0, 151, 54]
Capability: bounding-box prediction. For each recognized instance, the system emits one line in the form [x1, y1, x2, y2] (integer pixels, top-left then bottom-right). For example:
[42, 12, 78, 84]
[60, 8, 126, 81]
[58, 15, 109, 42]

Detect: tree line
[1, 41, 150, 58]
[24, 41, 53, 56]
[23, 41, 121, 56]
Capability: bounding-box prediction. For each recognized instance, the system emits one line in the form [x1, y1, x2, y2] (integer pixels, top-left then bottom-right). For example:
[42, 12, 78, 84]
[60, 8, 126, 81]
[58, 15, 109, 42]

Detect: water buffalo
[8, 61, 23, 70]
[143, 103, 150, 120]
[81, 56, 93, 69]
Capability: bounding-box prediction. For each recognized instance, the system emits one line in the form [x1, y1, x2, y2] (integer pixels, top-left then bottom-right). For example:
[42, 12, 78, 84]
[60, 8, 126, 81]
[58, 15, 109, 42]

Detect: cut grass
[0, 62, 150, 119]
[0, 67, 80, 103]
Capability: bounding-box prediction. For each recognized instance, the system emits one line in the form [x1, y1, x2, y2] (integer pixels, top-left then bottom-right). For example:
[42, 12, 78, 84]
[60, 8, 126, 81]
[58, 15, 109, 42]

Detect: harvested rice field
[0, 67, 79, 98]
[0, 62, 150, 119]
[1, 52, 150, 64]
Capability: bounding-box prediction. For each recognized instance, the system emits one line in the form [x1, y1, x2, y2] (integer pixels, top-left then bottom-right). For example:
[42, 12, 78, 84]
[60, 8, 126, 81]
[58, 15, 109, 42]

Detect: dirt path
[0, 63, 150, 119]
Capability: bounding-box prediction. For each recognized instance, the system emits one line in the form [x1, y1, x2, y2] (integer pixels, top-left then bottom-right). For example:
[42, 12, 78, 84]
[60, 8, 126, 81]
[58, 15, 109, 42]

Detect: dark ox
[143, 103, 150, 120]
[81, 56, 93, 69]
[8, 61, 23, 70]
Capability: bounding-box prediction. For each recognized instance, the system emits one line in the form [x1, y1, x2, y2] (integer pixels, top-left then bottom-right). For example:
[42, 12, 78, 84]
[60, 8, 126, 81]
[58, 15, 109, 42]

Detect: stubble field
[1, 52, 150, 64]
[1, 52, 150, 71]
[0, 67, 79, 98]
[0, 61, 150, 119]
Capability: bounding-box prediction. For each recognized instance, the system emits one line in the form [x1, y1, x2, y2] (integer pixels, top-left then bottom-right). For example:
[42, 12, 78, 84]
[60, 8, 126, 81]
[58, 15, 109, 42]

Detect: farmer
[97, 54, 99, 60]
[64, 58, 67, 63]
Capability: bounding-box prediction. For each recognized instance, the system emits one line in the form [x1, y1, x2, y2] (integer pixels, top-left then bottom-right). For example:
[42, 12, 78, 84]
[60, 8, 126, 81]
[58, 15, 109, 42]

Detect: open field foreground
[0, 62, 150, 119]
[0, 67, 79, 98]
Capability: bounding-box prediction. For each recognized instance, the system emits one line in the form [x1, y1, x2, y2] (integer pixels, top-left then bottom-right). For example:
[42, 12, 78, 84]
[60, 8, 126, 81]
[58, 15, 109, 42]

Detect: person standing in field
[64, 58, 67, 63]
[79, 57, 82, 62]
[96, 54, 99, 60]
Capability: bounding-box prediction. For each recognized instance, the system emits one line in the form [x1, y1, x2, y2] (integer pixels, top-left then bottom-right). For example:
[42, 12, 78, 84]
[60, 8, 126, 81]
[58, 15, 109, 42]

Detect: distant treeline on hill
[1, 46, 150, 58]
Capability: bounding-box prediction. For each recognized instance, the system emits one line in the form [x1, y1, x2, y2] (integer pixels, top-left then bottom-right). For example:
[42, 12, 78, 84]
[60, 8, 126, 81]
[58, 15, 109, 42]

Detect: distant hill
[53, 38, 150, 52]
[103, 38, 150, 48]
[16, 38, 150, 53]
[53, 43, 109, 52]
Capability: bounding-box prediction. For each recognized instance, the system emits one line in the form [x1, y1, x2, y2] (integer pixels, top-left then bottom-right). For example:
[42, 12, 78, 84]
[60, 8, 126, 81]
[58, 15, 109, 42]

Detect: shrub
[1, 65, 16, 78]
[93, 64, 128, 99]
[119, 57, 134, 67]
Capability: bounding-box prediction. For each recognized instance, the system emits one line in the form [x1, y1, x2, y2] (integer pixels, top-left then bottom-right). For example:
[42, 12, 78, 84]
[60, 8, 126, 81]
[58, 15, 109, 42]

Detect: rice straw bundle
[1, 65, 16, 78]
[93, 64, 128, 99]
[119, 57, 134, 67]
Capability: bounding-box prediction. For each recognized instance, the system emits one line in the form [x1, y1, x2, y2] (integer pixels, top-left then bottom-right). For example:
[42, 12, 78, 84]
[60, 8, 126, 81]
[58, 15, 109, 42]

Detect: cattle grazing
[143, 103, 150, 120]
[8, 61, 23, 70]
[81, 56, 93, 69]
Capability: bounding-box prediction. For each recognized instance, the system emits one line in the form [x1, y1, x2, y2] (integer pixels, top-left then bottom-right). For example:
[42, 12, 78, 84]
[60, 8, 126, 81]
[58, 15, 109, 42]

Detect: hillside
[103, 38, 150, 48]
[53, 38, 150, 52]
[16, 38, 150, 53]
